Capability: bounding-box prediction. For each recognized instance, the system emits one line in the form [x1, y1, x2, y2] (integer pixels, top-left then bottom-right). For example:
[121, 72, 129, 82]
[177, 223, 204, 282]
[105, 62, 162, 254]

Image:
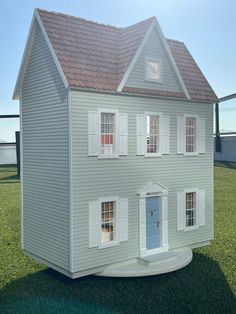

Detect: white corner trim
[35, 9, 68, 90]
[68, 88, 73, 272]
[154, 20, 190, 99]
[13, 13, 36, 100]
[19, 89, 24, 249]
[117, 19, 156, 92]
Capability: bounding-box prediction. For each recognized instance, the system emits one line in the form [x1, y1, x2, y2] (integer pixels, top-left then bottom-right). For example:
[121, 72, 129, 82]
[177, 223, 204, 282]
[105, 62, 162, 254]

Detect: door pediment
[137, 181, 168, 197]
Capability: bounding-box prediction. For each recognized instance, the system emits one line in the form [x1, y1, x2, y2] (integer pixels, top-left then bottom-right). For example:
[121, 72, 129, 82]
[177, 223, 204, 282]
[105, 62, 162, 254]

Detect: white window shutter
[198, 118, 206, 154]
[119, 113, 128, 156]
[198, 189, 205, 226]
[119, 198, 128, 242]
[161, 116, 170, 154]
[139, 198, 146, 250]
[88, 111, 98, 156]
[89, 201, 99, 248]
[162, 196, 168, 246]
[177, 192, 185, 231]
[136, 114, 145, 155]
[177, 117, 185, 154]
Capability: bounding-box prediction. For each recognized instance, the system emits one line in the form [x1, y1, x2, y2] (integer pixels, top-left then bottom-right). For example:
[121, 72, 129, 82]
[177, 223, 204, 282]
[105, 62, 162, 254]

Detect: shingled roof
[23, 9, 218, 102]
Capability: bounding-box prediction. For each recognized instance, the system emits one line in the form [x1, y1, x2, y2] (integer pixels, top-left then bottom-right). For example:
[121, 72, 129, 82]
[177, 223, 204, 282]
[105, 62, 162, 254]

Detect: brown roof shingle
[37, 9, 217, 102]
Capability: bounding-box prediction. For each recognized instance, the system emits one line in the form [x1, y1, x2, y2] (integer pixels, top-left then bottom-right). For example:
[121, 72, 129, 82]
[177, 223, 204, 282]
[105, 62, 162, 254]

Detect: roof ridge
[36, 8, 120, 30]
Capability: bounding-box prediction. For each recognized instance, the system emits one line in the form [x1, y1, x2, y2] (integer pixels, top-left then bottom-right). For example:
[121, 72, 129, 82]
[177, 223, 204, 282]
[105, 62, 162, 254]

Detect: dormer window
[145, 57, 162, 82]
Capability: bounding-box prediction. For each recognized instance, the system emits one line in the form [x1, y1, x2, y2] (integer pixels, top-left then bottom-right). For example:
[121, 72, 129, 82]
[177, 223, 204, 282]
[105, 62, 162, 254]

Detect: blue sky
[0, 0, 236, 141]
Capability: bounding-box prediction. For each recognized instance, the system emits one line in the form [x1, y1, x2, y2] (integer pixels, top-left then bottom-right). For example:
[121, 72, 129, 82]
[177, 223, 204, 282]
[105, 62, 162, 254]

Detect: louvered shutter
[162, 116, 170, 154]
[177, 192, 185, 231]
[198, 118, 206, 154]
[119, 198, 128, 242]
[136, 114, 145, 155]
[88, 111, 98, 156]
[89, 201, 99, 248]
[119, 113, 128, 155]
[177, 116, 185, 154]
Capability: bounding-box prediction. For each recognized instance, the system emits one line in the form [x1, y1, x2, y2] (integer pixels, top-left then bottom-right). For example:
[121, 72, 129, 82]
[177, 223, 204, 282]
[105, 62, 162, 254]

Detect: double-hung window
[185, 192, 196, 228]
[186, 116, 197, 153]
[88, 109, 128, 157]
[101, 200, 116, 244]
[101, 112, 115, 156]
[146, 114, 160, 155]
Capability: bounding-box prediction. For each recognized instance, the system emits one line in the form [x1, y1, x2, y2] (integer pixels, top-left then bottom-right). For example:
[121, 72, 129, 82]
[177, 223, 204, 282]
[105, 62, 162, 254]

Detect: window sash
[186, 117, 197, 153]
[101, 112, 115, 155]
[185, 192, 196, 227]
[101, 201, 116, 244]
[146, 60, 161, 80]
[146, 115, 160, 154]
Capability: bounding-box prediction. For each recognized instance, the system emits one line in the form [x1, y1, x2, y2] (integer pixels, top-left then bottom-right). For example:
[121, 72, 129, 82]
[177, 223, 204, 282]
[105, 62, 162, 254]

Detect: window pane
[186, 192, 196, 227]
[147, 115, 159, 153]
[101, 201, 116, 243]
[186, 117, 196, 153]
[101, 113, 115, 155]
[147, 60, 160, 80]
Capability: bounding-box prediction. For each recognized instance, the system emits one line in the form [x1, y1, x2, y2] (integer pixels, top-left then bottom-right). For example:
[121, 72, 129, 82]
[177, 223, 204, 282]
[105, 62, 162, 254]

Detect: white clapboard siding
[177, 192, 185, 231]
[177, 116, 185, 154]
[198, 118, 206, 154]
[119, 113, 128, 155]
[88, 111, 98, 156]
[198, 189, 205, 226]
[162, 115, 170, 154]
[136, 114, 145, 155]
[162, 196, 168, 245]
[89, 201, 99, 248]
[119, 198, 128, 242]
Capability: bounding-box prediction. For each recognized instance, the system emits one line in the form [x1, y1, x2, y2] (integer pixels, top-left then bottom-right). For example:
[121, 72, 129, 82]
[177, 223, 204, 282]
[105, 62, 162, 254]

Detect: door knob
[157, 221, 160, 227]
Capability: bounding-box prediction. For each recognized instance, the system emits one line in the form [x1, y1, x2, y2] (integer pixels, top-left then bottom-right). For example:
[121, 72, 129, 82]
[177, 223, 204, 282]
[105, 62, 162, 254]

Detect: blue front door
[146, 197, 160, 250]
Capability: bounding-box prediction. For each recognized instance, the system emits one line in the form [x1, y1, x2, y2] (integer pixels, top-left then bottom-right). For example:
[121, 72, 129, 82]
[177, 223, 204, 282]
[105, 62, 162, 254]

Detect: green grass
[0, 163, 235, 313]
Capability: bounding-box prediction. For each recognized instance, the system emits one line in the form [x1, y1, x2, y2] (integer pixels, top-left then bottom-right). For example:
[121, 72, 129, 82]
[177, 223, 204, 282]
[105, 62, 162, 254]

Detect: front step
[138, 251, 177, 267]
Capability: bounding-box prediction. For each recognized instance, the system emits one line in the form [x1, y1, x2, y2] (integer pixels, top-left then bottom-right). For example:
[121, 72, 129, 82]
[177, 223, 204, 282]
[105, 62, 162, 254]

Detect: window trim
[145, 57, 163, 83]
[98, 196, 120, 249]
[184, 114, 199, 156]
[144, 112, 162, 157]
[183, 188, 199, 231]
[98, 108, 119, 159]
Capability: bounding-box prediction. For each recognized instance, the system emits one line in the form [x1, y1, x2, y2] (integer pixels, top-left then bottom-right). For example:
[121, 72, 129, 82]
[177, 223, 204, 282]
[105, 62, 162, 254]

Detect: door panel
[146, 197, 160, 250]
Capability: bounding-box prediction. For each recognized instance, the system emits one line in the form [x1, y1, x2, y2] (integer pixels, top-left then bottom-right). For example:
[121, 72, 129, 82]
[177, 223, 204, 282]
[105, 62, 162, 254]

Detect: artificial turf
[0, 163, 235, 313]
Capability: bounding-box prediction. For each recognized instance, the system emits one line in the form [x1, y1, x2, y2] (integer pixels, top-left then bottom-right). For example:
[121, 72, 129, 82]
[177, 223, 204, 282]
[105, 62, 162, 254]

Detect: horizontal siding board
[71, 90, 213, 272]
[22, 21, 69, 270]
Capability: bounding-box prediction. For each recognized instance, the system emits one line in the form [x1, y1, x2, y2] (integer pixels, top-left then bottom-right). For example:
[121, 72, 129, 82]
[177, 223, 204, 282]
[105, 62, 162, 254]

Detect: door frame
[138, 182, 169, 257]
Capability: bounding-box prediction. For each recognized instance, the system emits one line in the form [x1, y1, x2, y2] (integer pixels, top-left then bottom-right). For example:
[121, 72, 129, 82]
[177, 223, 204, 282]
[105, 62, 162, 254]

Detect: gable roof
[13, 9, 218, 102]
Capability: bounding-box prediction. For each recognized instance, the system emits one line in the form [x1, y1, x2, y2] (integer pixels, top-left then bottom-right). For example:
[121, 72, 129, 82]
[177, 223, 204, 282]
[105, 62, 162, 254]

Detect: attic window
[145, 57, 162, 82]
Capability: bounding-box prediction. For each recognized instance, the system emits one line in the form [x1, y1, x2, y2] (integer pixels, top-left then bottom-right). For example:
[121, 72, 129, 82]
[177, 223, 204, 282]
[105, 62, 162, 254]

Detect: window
[186, 117, 197, 153]
[88, 197, 128, 248]
[145, 58, 162, 82]
[146, 115, 160, 154]
[101, 201, 116, 244]
[88, 109, 128, 158]
[101, 112, 115, 155]
[186, 192, 196, 227]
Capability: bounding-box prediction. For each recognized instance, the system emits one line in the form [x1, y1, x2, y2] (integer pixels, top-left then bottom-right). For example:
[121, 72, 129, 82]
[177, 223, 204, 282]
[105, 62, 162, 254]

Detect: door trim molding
[137, 181, 169, 257]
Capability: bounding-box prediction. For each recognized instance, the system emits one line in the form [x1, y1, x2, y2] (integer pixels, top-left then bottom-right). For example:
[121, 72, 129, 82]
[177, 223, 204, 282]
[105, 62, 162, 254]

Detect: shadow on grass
[0, 253, 235, 314]
[214, 161, 236, 170]
[0, 174, 19, 182]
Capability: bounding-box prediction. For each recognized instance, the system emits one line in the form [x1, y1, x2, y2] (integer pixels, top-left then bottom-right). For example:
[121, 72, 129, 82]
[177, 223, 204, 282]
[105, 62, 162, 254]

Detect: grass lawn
[0, 163, 235, 313]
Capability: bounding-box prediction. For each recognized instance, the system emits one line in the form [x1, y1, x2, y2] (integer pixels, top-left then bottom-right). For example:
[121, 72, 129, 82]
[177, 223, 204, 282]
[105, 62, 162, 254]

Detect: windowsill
[183, 152, 199, 156]
[184, 225, 199, 232]
[145, 153, 162, 158]
[144, 78, 162, 83]
[98, 154, 119, 159]
[98, 241, 119, 249]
